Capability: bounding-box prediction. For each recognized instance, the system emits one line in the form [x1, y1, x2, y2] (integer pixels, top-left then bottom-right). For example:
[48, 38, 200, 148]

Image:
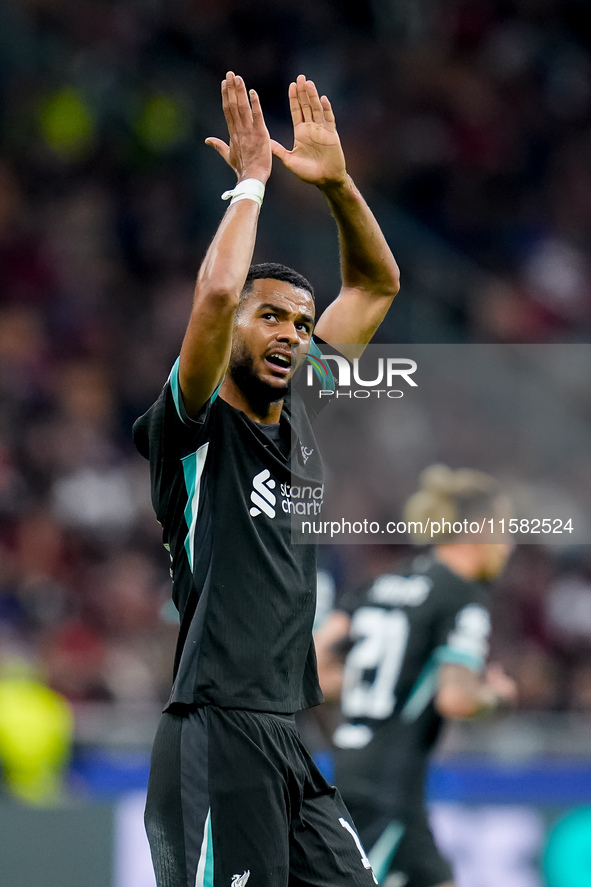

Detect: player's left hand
[271, 75, 347, 187]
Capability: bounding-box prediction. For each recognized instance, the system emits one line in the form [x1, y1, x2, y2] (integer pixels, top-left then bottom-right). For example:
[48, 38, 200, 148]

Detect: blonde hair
[403, 464, 500, 543]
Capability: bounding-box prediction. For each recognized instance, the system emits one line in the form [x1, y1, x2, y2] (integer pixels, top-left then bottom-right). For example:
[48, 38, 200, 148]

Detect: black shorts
[144, 706, 378, 887]
[344, 799, 453, 887]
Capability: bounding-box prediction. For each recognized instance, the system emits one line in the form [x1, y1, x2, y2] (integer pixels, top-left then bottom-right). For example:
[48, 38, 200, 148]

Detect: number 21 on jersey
[341, 607, 410, 720]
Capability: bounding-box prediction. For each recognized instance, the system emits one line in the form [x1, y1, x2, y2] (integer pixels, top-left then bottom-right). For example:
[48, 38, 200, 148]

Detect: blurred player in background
[315, 465, 518, 887]
[133, 71, 399, 887]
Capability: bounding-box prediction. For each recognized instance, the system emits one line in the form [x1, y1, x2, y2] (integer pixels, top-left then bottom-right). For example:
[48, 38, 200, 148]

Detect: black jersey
[333, 556, 491, 815]
[133, 352, 327, 714]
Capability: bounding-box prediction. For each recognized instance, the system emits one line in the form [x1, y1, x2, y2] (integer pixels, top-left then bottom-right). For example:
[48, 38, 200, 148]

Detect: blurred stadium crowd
[1, 0, 591, 734]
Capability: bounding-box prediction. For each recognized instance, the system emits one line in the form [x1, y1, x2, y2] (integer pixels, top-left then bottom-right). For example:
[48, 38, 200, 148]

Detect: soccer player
[133, 71, 399, 887]
[315, 465, 518, 887]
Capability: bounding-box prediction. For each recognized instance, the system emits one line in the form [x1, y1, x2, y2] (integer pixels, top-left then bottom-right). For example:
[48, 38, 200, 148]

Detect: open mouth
[265, 352, 292, 374]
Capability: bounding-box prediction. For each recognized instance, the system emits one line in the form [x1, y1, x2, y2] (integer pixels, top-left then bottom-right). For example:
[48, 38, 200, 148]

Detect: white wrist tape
[221, 178, 265, 208]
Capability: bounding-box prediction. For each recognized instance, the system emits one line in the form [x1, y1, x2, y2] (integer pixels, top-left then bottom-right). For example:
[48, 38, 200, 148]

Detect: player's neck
[219, 376, 284, 424]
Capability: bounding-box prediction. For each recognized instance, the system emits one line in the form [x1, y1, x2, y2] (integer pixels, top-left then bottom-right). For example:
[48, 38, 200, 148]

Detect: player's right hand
[205, 71, 272, 185]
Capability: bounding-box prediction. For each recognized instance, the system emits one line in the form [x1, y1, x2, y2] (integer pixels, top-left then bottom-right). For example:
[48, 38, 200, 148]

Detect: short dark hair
[240, 263, 315, 306]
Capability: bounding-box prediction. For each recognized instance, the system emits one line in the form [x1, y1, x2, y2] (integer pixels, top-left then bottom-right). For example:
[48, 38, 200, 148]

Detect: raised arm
[271, 75, 400, 350]
[178, 72, 272, 417]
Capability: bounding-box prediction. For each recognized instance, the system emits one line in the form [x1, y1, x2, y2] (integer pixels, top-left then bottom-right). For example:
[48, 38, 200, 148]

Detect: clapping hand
[271, 75, 347, 187]
[205, 71, 272, 185]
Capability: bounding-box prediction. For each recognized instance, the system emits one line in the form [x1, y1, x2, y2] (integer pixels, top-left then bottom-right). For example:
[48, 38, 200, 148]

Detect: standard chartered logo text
[249, 472, 324, 519]
[280, 482, 323, 516]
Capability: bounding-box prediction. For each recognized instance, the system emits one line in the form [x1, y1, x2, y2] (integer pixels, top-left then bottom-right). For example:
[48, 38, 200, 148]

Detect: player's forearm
[319, 176, 400, 298]
[193, 197, 261, 308]
[178, 197, 261, 414]
[436, 679, 510, 720]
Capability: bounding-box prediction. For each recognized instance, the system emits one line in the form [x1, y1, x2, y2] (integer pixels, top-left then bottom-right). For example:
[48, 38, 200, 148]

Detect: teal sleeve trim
[309, 338, 323, 359]
[309, 338, 336, 391]
[210, 378, 224, 403]
[436, 645, 484, 672]
[169, 358, 221, 420]
[169, 357, 184, 422]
